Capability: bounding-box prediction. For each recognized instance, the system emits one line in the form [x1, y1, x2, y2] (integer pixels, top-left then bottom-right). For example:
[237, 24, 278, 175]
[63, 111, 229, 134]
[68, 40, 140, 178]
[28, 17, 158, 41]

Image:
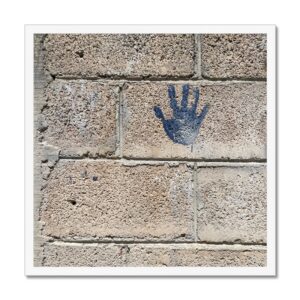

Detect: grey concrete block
[40, 80, 119, 157]
[201, 34, 267, 79]
[43, 242, 266, 267]
[122, 82, 266, 160]
[40, 160, 194, 241]
[197, 166, 267, 243]
[44, 34, 195, 78]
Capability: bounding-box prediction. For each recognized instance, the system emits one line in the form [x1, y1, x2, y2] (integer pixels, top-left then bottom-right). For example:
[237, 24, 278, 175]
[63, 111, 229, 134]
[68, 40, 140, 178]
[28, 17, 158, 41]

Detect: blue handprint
[153, 84, 209, 145]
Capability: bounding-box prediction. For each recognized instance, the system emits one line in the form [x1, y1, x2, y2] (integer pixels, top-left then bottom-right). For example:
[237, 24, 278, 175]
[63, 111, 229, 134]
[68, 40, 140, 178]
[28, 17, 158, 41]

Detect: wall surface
[34, 33, 267, 267]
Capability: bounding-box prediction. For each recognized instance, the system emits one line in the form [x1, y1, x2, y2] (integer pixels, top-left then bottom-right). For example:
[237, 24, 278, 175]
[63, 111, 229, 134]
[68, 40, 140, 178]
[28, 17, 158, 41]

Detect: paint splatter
[153, 84, 209, 145]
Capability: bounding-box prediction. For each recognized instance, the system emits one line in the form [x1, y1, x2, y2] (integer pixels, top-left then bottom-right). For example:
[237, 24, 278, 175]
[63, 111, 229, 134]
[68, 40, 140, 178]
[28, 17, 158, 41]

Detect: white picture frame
[25, 24, 276, 276]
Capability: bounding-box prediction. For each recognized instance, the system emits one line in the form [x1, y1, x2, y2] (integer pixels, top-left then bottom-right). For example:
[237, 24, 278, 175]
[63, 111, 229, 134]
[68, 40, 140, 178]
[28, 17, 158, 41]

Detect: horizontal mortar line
[58, 155, 267, 165]
[52, 75, 266, 84]
[53, 75, 194, 81]
[46, 239, 267, 249]
[201, 75, 266, 82]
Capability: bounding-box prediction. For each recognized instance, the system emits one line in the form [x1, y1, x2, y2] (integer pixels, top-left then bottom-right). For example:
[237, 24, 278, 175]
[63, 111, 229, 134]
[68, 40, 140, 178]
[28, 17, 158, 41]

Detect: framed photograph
[25, 25, 276, 276]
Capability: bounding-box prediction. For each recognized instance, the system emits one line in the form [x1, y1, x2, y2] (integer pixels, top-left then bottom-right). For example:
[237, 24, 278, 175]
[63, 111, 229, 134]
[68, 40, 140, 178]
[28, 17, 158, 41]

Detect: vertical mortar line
[194, 34, 202, 79]
[117, 82, 125, 158]
[192, 162, 198, 242]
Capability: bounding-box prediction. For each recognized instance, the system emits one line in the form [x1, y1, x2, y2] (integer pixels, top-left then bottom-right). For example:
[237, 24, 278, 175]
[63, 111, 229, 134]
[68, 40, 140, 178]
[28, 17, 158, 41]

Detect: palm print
[153, 84, 209, 145]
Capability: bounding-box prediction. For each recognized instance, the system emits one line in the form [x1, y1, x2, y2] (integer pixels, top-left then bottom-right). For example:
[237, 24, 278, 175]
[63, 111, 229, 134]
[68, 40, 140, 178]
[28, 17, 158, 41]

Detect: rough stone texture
[44, 34, 195, 78]
[40, 80, 119, 157]
[201, 34, 267, 79]
[197, 166, 267, 243]
[34, 33, 269, 269]
[43, 243, 266, 267]
[40, 160, 194, 241]
[122, 82, 266, 160]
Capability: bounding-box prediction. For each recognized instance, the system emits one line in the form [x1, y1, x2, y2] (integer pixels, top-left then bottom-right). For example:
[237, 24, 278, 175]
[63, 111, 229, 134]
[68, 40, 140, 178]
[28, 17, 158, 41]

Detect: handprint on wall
[153, 84, 209, 145]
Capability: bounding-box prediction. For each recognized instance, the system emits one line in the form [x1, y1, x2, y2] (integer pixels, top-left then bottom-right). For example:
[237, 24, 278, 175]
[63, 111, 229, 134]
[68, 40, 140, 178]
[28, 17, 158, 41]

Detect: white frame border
[25, 25, 276, 276]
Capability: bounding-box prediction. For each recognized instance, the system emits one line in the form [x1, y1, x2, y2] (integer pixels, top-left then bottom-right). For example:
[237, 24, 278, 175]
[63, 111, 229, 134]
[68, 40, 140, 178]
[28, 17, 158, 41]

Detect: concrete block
[43, 242, 129, 267]
[197, 166, 267, 243]
[201, 34, 267, 79]
[43, 242, 266, 267]
[40, 160, 194, 241]
[44, 34, 195, 78]
[122, 82, 266, 160]
[40, 80, 119, 157]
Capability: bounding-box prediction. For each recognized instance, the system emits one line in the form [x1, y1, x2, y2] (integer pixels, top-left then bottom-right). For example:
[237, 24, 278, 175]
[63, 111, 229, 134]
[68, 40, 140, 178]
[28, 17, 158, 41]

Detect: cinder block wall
[34, 34, 267, 267]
